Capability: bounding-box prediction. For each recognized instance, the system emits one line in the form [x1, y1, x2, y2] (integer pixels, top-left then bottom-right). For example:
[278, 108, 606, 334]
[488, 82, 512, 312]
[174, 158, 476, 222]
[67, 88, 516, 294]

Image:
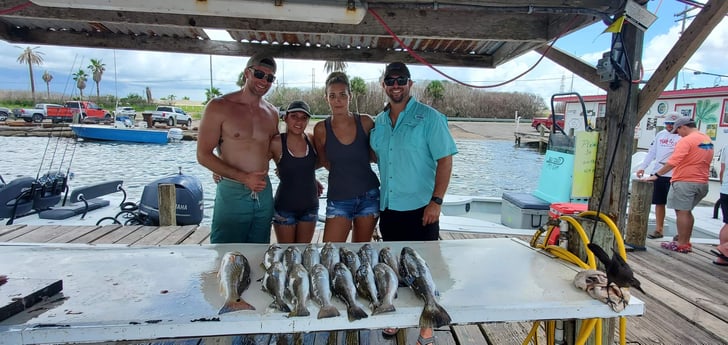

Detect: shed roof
[0, 0, 624, 68]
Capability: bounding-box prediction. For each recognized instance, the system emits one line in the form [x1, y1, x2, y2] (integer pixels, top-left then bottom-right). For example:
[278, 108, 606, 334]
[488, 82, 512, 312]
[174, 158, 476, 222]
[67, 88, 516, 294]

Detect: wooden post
[625, 179, 654, 250]
[158, 184, 177, 226]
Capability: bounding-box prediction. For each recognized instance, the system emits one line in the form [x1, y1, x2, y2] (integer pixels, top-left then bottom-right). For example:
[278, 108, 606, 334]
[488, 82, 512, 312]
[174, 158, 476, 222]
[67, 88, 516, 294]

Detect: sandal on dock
[647, 231, 663, 239]
[661, 241, 691, 253]
[710, 249, 728, 260]
[417, 335, 435, 345]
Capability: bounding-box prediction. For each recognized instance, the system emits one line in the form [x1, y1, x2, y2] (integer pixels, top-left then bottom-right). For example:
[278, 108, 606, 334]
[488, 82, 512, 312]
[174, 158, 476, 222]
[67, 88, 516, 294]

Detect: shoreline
[0, 120, 523, 141]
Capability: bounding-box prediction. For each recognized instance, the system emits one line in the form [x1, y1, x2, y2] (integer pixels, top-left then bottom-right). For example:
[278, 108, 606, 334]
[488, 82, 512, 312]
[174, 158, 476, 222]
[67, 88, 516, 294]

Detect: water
[0, 137, 544, 225]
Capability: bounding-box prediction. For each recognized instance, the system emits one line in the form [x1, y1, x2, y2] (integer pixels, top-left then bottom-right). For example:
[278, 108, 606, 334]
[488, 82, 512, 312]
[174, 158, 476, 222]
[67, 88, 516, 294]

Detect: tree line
[14, 47, 547, 119]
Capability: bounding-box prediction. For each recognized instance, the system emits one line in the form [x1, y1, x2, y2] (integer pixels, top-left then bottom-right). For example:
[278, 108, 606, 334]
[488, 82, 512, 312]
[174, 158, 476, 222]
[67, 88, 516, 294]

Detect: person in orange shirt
[644, 116, 714, 253]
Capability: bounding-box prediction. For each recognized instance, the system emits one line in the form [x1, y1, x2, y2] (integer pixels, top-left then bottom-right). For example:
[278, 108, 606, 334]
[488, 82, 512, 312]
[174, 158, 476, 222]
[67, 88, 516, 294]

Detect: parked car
[12, 103, 63, 123]
[45, 101, 112, 123]
[531, 113, 565, 131]
[142, 106, 192, 126]
[0, 107, 9, 121]
[114, 107, 137, 118]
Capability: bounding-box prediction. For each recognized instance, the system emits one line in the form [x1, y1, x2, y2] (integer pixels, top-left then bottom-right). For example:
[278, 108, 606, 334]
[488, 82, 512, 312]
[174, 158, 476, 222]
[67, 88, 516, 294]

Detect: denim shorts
[273, 207, 319, 226]
[326, 188, 380, 220]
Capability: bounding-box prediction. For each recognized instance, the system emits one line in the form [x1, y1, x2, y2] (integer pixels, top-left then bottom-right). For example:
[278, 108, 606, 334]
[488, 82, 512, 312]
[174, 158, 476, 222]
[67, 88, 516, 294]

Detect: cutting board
[0, 277, 63, 322]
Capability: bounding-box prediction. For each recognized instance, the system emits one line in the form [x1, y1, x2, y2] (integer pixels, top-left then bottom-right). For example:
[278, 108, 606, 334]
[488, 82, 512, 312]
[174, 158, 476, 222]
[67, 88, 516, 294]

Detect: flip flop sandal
[661, 241, 692, 253]
[417, 335, 435, 345]
[647, 231, 664, 239]
[710, 249, 728, 260]
[713, 260, 728, 266]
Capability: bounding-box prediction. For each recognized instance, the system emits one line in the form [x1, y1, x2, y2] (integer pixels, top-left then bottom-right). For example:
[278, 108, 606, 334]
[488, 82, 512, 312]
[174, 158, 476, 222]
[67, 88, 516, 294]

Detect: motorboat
[70, 117, 183, 144]
[0, 169, 204, 227]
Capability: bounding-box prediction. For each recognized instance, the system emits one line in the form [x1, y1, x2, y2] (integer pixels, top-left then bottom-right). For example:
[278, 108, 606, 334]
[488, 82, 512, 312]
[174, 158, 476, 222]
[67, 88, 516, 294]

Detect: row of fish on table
[217, 243, 452, 328]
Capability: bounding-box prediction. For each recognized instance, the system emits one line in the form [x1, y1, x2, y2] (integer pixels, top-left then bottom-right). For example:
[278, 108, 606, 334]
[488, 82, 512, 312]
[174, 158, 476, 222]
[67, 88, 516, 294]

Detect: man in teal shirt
[370, 61, 457, 344]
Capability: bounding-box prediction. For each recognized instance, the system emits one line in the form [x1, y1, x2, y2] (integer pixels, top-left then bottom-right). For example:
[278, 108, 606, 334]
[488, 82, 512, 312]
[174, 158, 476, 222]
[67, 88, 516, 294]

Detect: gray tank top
[274, 133, 318, 212]
[324, 114, 380, 200]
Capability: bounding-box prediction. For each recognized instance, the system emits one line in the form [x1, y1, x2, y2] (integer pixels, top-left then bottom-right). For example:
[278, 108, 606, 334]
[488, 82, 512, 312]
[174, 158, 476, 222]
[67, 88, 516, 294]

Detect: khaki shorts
[667, 181, 708, 211]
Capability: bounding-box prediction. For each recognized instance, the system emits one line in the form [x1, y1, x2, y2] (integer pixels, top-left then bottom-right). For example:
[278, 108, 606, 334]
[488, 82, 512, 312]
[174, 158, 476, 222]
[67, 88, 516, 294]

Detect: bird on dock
[587, 243, 645, 295]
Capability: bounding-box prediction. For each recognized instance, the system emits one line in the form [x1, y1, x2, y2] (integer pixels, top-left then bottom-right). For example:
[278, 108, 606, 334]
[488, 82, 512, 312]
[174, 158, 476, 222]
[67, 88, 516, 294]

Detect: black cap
[384, 62, 411, 78]
[246, 53, 277, 73]
[286, 100, 311, 117]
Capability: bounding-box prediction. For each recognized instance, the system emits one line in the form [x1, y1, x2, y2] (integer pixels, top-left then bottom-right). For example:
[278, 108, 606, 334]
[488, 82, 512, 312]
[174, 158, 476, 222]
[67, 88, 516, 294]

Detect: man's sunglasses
[249, 68, 276, 83]
[384, 76, 409, 86]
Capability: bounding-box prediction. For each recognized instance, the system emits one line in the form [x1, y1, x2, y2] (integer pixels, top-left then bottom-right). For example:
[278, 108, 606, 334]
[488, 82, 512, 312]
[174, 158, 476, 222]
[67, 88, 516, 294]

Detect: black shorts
[652, 176, 672, 205]
[379, 207, 439, 242]
[720, 193, 728, 224]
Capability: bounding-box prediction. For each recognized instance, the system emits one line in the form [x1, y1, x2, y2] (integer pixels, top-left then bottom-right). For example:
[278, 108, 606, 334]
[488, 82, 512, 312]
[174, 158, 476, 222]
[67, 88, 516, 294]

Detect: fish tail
[372, 302, 396, 315]
[288, 303, 310, 317]
[218, 299, 256, 314]
[269, 299, 291, 313]
[317, 304, 341, 319]
[419, 301, 452, 328]
[346, 305, 369, 321]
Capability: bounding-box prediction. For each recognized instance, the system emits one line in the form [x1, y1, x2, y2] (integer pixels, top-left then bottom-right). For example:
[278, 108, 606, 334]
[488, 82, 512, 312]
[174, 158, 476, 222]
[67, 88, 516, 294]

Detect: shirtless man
[197, 53, 280, 243]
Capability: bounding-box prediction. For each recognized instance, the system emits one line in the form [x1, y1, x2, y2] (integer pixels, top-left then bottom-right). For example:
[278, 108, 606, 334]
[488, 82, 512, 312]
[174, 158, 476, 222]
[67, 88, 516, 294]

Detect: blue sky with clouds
[1, 0, 726, 105]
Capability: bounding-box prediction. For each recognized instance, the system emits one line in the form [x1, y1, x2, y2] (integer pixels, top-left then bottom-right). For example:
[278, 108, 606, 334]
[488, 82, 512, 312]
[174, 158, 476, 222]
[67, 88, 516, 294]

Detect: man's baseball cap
[664, 112, 680, 124]
[246, 53, 277, 73]
[384, 62, 410, 78]
[286, 100, 311, 117]
[671, 116, 695, 133]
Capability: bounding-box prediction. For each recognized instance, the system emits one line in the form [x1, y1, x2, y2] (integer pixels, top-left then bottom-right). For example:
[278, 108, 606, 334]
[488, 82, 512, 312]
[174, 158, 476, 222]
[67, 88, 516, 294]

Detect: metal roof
[0, 0, 625, 68]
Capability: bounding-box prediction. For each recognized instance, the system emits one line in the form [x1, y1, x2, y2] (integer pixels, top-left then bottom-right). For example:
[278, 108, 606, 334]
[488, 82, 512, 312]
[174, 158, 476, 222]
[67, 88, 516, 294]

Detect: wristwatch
[430, 196, 443, 205]
[654, 173, 662, 178]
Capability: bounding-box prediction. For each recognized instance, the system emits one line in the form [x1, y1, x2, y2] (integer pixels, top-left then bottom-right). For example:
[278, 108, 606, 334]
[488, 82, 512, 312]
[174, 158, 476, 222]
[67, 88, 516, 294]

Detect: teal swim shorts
[210, 176, 274, 243]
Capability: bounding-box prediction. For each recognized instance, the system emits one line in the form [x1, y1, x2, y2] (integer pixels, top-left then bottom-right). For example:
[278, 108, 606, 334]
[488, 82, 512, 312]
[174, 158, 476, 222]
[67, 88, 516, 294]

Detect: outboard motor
[138, 170, 203, 225]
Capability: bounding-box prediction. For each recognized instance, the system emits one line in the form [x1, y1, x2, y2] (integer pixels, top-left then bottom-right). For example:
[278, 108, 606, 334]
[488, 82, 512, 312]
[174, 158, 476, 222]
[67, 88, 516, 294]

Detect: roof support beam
[0, 24, 493, 67]
[535, 45, 607, 92]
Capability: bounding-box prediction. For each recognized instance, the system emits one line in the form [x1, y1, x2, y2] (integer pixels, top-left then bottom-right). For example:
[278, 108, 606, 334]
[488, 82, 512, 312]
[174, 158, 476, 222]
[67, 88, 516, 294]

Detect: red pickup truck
[531, 113, 565, 131]
[46, 101, 112, 123]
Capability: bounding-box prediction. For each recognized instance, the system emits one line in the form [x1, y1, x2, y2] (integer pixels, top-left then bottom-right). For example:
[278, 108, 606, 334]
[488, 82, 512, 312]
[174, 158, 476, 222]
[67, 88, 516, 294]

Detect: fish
[309, 264, 340, 319]
[358, 243, 378, 267]
[379, 246, 404, 286]
[285, 263, 311, 317]
[262, 261, 291, 312]
[283, 246, 302, 269]
[263, 244, 284, 270]
[217, 251, 255, 314]
[302, 243, 320, 271]
[399, 247, 452, 328]
[331, 262, 368, 321]
[372, 263, 398, 315]
[339, 247, 361, 273]
[320, 242, 339, 273]
[354, 263, 380, 312]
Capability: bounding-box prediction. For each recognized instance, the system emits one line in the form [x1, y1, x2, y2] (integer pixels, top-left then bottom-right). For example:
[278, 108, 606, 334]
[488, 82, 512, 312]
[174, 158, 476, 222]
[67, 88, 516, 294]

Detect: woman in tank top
[313, 72, 380, 243]
[270, 100, 323, 243]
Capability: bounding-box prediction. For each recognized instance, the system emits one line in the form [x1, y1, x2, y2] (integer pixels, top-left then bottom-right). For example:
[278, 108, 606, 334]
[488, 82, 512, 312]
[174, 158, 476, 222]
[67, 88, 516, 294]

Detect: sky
[1, 0, 727, 106]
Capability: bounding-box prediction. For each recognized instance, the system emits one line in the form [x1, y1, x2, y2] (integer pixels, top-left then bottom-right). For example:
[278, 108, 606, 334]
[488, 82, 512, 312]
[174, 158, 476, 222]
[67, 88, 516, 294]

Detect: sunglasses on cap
[249, 67, 276, 83]
[384, 76, 409, 86]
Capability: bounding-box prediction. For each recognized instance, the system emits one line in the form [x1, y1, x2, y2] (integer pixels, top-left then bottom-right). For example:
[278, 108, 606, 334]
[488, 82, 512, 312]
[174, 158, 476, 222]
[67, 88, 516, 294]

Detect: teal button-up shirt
[370, 97, 458, 211]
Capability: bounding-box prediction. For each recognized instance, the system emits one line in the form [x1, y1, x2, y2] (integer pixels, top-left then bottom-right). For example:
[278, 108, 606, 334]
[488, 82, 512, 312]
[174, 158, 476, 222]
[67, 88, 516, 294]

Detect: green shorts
[211, 176, 274, 243]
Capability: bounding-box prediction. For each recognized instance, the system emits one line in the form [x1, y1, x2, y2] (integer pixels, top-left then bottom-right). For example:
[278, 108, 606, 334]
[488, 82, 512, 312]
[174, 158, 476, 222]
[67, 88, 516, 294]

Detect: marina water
[0, 137, 544, 225]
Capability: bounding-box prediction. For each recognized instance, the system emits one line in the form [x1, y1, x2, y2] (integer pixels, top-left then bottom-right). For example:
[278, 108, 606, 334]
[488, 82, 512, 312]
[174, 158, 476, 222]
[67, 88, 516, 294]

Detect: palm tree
[350, 76, 366, 112]
[16, 46, 44, 101]
[72, 69, 88, 99]
[324, 60, 347, 74]
[88, 58, 105, 101]
[204, 87, 222, 104]
[42, 70, 53, 99]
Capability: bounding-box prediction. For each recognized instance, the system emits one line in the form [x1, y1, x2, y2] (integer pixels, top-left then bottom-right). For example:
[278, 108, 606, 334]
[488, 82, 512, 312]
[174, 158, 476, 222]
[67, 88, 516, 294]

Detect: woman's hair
[325, 72, 351, 93]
